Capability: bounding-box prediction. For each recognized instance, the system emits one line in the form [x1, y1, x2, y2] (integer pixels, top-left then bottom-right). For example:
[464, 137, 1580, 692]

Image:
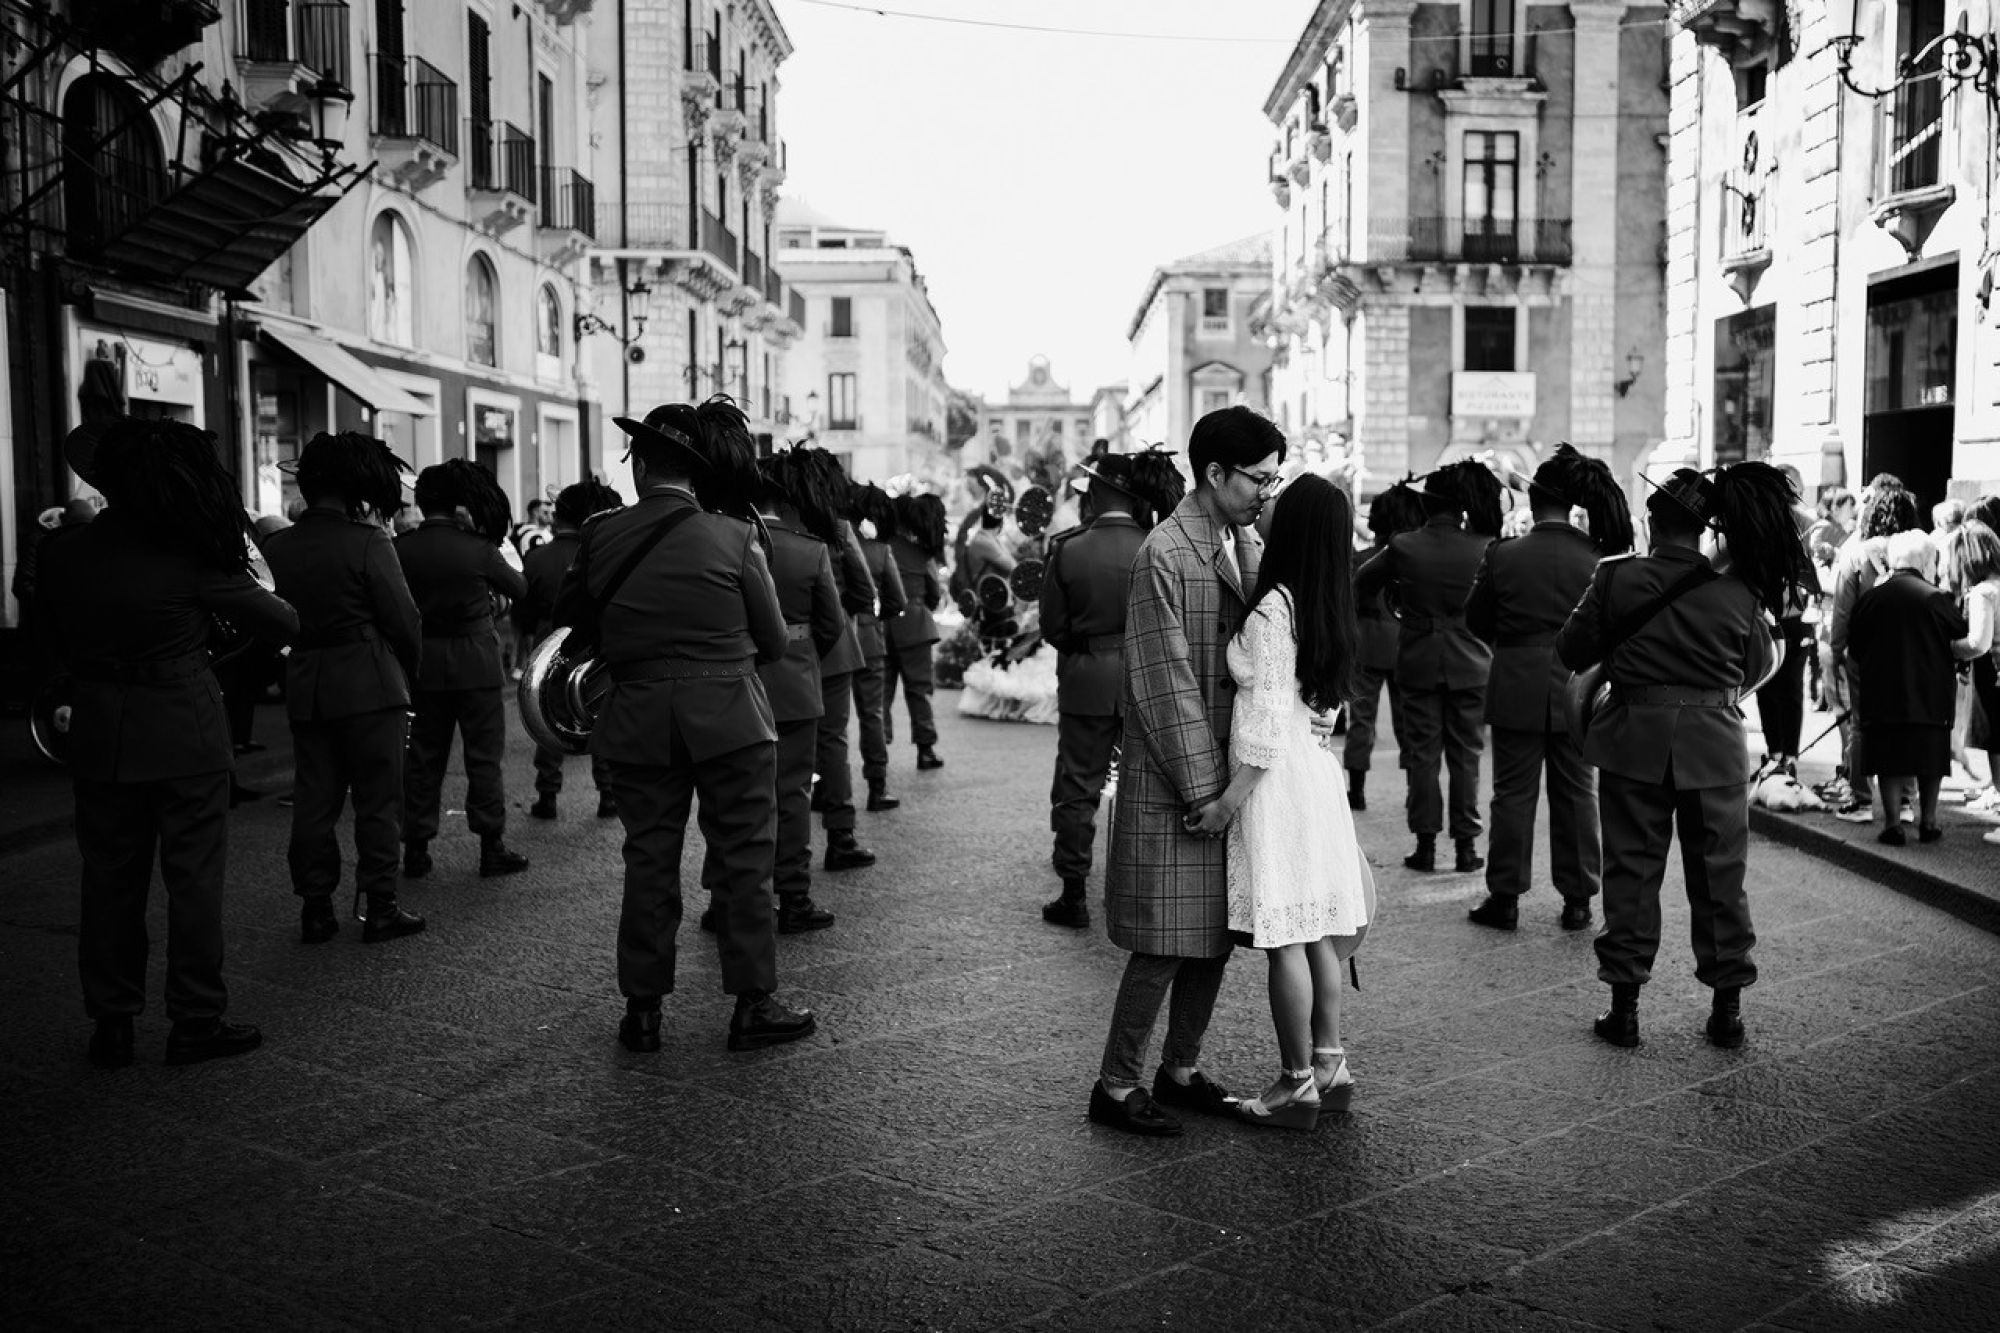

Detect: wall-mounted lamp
[1614, 348, 1644, 398]
[575, 269, 655, 346]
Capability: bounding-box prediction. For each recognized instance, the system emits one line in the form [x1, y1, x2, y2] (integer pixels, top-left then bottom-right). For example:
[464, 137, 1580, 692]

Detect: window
[1470, 0, 1514, 76]
[535, 285, 562, 359]
[466, 255, 498, 367]
[1463, 307, 1516, 371]
[830, 296, 853, 337]
[1015, 418, 1031, 449]
[827, 373, 857, 429]
[1888, 0, 1947, 192]
[1463, 131, 1518, 259]
[467, 10, 493, 185]
[1714, 307, 1776, 466]
[368, 212, 415, 346]
[61, 75, 165, 257]
[1202, 288, 1229, 318]
[1199, 389, 1231, 416]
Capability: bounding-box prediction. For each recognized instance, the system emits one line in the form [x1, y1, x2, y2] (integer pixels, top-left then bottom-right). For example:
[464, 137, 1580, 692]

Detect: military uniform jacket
[886, 537, 942, 649]
[1354, 513, 1494, 692]
[820, 521, 873, 678]
[395, 517, 526, 692]
[36, 508, 298, 782]
[519, 529, 585, 639]
[858, 537, 907, 661]
[1556, 544, 1775, 789]
[1352, 545, 1400, 673]
[1105, 493, 1261, 958]
[554, 486, 787, 764]
[1466, 521, 1599, 732]
[756, 515, 845, 724]
[263, 506, 421, 722]
[1039, 512, 1144, 717]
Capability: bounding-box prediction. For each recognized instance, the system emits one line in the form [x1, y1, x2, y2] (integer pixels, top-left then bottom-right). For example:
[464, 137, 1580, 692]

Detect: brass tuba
[517, 626, 610, 755]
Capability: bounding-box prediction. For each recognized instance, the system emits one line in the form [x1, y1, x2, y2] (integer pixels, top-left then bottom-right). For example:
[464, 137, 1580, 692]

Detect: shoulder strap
[1602, 561, 1718, 653]
[593, 505, 700, 616]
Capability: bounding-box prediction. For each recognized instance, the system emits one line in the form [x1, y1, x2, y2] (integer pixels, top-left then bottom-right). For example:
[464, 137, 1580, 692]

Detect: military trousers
[1594, 768, 1756, 991]
[1050, 711, 1121, 881]
[289, 707, 408, 903]
[608, 738, 778, 999]
[812, 670, 857, 833]
[854, 656, 891, 785]
[403, 687, 508, 844]
[1344, 661, 1404, 773]
[533, 744, 611, 796]
[883, 642, 938, 748]
[1486, 723, 1600, 902]
[73, 770, 231, 1022]
[772, 718, 819, 904]
[1401, 685, 1486, 841]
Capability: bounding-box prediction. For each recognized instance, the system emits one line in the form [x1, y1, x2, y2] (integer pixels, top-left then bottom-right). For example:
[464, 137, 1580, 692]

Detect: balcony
[542, 0, 595, 22]
[741, 247, 765, 294]
[467, 119, 535, 233]
[682, 30, 721, 128]
[537, 166, 594, 262]
[1720, 157, 1771, 301]
[1874, 75, 1953, 258]
[238, 1, 350, 113]
[1671, 0, 1786, 65]
[371, 53, 457, 190]
[74, 0, 221, 69]
[700, 208, 738, 271]
[1374, 216, 1573, 264]
[788, 288, 806, 327]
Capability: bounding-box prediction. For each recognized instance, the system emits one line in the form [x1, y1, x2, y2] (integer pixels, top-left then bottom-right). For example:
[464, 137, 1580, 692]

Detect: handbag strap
[590, 505, 700, 620]
[1600, 560, 1718, 656]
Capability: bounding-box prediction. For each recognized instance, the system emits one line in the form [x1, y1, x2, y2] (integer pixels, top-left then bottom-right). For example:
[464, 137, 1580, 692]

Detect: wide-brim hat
[612, 409, 709, 471]
[1071, 456, 1139, 500]
[63, 421, 108, 486]
[1640, 466, 1717, 527]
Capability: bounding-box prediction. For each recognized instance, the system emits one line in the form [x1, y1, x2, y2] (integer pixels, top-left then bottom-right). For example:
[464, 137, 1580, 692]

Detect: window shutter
[376, 0, 405, 60]
[468, 11, 491, 124]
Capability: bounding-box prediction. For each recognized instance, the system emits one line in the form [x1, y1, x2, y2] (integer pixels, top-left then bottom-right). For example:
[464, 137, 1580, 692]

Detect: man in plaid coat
[1089, 407, 1285, 1137]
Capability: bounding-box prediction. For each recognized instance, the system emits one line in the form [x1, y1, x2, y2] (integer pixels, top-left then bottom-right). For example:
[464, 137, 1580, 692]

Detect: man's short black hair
[1188, 405, 1286, 485]
[526, 499, 546, 516]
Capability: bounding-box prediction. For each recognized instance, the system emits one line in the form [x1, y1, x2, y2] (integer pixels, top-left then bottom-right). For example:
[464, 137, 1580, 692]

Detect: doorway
[1862, 260, 1957, 512]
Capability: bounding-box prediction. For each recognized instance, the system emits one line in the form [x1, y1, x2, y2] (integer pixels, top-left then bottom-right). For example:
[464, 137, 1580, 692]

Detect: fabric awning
[261, 326, 434, 418]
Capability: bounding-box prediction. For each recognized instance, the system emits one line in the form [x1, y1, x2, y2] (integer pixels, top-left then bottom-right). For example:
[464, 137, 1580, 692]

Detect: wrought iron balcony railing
[538, 167, 594, 236]
[741, 247, 764, 293]
[700, 208, 738, 272]
[1367, 216, 1573, 264]
[372, 53, 458, 156]
[467, 119, 536, 202]
[242, 0, 350, 84]
[1884, 72, 1945, 196]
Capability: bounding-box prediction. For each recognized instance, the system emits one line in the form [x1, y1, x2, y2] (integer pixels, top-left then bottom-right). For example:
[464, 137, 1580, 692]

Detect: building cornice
[739, 0, 795, 63]
[1263, 0, 1353, 121]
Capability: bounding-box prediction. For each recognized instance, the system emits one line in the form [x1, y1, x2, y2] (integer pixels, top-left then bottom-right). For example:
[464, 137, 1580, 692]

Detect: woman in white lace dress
[1192, 473, 1376, 1130]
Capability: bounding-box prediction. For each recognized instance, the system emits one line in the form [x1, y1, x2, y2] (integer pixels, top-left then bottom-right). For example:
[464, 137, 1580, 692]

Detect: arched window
[62, 75, 166, 257]
[368, 213, 415, 346]
[466, 255, 498, 367]
[535, 285, 562, 360]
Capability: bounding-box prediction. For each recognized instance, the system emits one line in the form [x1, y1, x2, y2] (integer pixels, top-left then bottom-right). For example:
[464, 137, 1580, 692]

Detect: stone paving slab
[4, 701, 2000, 1330]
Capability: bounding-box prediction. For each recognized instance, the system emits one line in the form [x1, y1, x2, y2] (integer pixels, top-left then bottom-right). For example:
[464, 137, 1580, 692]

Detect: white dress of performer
[1225, 589, 1375, 947]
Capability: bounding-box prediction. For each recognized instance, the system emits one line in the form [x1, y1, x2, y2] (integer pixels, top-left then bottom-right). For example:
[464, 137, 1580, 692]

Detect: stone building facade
[968, 358, 1093, 475]
[1119, 235, 1276, 457]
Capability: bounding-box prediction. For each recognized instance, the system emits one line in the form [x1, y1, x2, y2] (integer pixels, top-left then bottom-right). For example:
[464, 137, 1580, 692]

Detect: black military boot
[619, 999, 662, 1053]
[823, 830, 877, 871]
[1707, 986, 1745, 1049]
[917, 746, 944, 771]
[362, 894, 426, 943]
[300, 895, 339, 945]
[777, 896, 836, 934]
[1043, 876, 1091, 929]
[728, 990, 817, 1050]
[866, 781, 901, 812]
[88, 1016, 135, 1069]
[1455, 839, 1485, 873]
[596, 793, 619, 819]
[402, 840, 432, 878]
[1594, 983, 1641, 1048]
[1466, 894, 1518, 931]
[1404, 836, 1436, 872]
[1346, 770, 1366, 812]
[479, 837, 530, 878]
[529, 792, 559, 820]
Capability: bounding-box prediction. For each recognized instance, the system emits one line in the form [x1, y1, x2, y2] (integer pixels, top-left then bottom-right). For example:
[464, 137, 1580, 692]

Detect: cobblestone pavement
[4, 701, 1999, 1331]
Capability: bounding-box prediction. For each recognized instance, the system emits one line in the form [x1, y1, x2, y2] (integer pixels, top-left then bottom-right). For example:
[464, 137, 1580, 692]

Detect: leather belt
[1496, 632, 1558, 648]
[785, 623, 812, 641]
[608, 657, 756, 683]
[1614, 684, 1739, 708]
[1403, 614, 1467, 633]
[70, 649, 211, 684]
[297, 624, 377, 650]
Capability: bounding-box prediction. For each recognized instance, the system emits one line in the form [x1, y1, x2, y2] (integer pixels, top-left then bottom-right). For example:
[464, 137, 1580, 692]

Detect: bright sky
[773, 0, 1316, 404]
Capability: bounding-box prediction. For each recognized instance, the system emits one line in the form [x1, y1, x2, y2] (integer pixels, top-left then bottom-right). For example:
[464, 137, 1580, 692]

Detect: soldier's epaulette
[578, 508, 620, 536]
[1046, 523, 1086, 546]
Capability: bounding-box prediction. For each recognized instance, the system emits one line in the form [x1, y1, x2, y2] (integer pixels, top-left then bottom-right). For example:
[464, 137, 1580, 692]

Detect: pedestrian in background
[1345, 482, 1424, 812]
[1089, 405, 1282, 1138]
[848, 483, 907, 813]
[37, 418, 296, 1068]
[262, 432, 425, 944]
[1826, 480, 1923, 823]
[886, 491, 948, 771]
[523, 479, 625, 822]
[396, 461, 531, 881]
[1851, 531, 1967, 846]
[1750, 463, 1817, 780]
[1945, 519, 2000, 839]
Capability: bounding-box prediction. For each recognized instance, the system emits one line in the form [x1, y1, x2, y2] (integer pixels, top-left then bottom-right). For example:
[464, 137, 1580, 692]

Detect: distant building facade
[969, 357, 1093, 474]
[1120, 234, 1276, 456]
[1263, 0, 1668, 486]
[773, 201, 950, 484]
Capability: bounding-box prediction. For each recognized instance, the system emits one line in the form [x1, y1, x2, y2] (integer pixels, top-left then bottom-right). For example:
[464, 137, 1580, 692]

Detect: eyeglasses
[1229, 465, 1283, 494]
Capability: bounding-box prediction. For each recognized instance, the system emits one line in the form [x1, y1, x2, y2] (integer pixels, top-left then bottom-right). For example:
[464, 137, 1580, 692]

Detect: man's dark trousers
[855, 657, 890, 786]
[1051, 711, 1121, 880]
[610, 732, 779, 1000]
[883, 645, 937, 748]
[1594, 769, 1756, 989]
[291, 708, 408, 902]
[74, 771, 230, 1021]
[1487, 724, 1600, 902]
[1344, 662, 1404, 773]
[404, 687, 507, 842]
[534, 743, 611, 797]
[771, 718, 818, 902]
[813, 670, 858, 832]
[1401, 686, 1485, 840]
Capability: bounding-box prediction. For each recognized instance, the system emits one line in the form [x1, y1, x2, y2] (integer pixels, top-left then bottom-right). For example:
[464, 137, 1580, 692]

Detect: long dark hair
[1249, 473, 1359, 712]
[91, 418, 253, 573]
[893, 493, 946, 559]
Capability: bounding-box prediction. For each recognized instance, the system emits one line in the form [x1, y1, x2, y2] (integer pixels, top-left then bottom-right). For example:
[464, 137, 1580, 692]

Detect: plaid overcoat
[1104, 493, 1262, 958]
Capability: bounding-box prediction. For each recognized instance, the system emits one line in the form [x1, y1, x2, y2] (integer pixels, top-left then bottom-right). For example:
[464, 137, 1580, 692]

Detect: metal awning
[261, 326, 435, 417]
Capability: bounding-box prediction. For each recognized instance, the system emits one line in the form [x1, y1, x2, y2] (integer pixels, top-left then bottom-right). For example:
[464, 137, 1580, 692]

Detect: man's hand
[1183, 800, 1233, 839]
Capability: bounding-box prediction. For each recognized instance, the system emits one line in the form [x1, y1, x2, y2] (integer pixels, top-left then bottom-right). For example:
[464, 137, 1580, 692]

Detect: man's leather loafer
[362, 904, 425, 943]
[1151, 1069, 1238, 1118]
[1042, 896, 1091, 928]
[1088, 1082, 1182, 1137]
[1467, 895, 1518, 931]
[88, 1017, 134, 1069]
[777, 899, 836, 934]
[402, 843, 433, 878]
[165, 1019, 263, 1067]
[619, 1008, 662, 1053]
[728, 992, 817, 1050]
[300, 897, 339, 944]
[479, 843, 530, 878]
[1559, 900, 1594, 931]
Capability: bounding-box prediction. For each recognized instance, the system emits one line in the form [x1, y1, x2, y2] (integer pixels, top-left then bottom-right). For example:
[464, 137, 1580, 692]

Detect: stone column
[1355, 0, 1416, 473]
[1358, 301, 1411, 478]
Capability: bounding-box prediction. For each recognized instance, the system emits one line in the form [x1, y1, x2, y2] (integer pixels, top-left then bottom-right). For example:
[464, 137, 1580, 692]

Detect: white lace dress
[1225, 589, 1376, 949]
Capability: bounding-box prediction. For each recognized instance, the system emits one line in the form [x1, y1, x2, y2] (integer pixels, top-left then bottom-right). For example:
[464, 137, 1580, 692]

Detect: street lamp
[305, 76, 353, 168]
[1614, 348, 1645, 398]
